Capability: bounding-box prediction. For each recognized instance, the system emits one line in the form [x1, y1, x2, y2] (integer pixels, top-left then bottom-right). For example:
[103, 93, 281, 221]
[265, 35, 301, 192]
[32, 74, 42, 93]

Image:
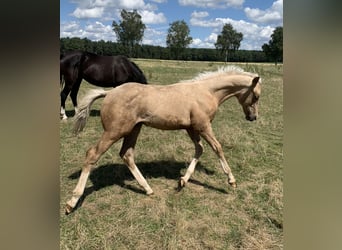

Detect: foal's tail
[73, 88, 109, 135]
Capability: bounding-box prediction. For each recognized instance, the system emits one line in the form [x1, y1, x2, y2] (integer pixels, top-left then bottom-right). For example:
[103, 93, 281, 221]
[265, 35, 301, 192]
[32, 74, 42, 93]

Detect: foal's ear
[251, 76, 260, 88]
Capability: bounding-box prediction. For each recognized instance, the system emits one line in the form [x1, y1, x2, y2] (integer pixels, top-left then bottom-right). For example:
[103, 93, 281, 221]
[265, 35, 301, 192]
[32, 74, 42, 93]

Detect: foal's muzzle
[246, 115, 257, 121]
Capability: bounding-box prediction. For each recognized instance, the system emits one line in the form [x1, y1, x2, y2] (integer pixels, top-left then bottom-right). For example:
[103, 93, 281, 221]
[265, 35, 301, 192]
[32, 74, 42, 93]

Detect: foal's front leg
[200, 126, 237, 188]
[119, 124, 154, 195]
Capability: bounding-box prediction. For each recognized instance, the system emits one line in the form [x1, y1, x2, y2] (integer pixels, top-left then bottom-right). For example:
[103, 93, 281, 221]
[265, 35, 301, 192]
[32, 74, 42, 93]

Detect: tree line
[60, 37, 269, 62]
[60, 10, 282, 64]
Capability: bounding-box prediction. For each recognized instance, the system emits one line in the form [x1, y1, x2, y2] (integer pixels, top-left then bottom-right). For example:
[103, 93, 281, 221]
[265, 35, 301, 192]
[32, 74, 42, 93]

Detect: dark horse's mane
[59, 51, 147, 119]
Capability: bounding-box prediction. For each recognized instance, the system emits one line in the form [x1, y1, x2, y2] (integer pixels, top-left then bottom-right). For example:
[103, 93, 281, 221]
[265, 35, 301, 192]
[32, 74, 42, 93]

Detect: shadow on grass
[67, 160, 227, 212]
[65, 110, 75, 118]
[89, 109, 101, 117]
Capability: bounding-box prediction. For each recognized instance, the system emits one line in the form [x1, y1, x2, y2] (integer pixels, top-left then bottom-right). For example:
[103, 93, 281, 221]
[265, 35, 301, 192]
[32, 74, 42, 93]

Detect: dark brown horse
[60, 51, 147, 119]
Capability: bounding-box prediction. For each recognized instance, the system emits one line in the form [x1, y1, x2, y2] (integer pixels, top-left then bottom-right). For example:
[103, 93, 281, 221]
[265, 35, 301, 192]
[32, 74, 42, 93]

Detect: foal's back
[101, 82, 217, 130]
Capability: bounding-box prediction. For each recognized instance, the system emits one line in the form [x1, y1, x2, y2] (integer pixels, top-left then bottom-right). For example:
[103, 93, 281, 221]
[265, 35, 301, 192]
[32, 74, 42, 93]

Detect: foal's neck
[208, 75, 251, 105]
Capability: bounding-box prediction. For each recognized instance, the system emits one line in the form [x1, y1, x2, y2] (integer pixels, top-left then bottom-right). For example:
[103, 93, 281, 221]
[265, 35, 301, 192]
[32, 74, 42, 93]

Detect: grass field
[60, 59, 283, 249]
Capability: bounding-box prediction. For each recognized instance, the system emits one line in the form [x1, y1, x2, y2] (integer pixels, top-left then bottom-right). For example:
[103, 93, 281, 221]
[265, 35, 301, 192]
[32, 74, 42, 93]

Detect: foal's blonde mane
[182, 65, 257, 83]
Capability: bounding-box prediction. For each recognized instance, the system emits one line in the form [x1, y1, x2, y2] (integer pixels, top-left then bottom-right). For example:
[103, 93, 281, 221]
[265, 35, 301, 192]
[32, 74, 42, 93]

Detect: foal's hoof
[65, 204, 74, 215]
[229, 181, 237, 188]
[177, 177, 186, 192]
[146, 190, 154, 196]
[60, 115, 68, 121]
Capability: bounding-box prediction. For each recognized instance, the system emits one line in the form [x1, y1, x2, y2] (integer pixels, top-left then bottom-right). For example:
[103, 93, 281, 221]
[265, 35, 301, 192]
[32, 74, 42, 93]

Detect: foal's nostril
[246, 115, 257, 121]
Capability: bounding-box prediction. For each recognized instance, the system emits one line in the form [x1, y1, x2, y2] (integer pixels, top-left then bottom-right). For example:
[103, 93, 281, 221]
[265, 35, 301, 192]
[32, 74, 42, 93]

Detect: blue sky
[60, 0, 282, 50]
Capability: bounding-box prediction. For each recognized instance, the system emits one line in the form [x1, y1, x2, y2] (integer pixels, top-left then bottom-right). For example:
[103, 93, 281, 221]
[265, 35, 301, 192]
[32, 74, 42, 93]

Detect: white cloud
[244, 0, 283, 25]
[118, 0, 145, 9]
[189, 11, 276, 50]
[70, 0, 161, 20]
[60, 21, 116, 41]
[190, 11, 220, 27]
[149, 0, 167, 3]
[85, 21, 111, 33]
[190, 38, 215, 49]
[192, 38, 202, 46]
[72, 7, 104, 19]
[68, 0, 167, 27]
[61, 21, 80, 32]
[143, 27, 166, 46]
[93, 0, 112, 7]
[71, 0, 145, 9]
[206, 33, 218, 43]
[179, 0, 244, 9]
[139, 10, 167, 24]
[190, 33, 218, 49]
[191, 11, 209, 19]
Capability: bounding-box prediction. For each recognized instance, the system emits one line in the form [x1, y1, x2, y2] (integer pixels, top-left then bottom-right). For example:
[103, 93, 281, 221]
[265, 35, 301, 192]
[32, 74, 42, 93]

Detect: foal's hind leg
[119, 124, 154, 195]
[65, 132, 116, 214]
[200, 125, 237, 188]
[178, 128, 204, 190]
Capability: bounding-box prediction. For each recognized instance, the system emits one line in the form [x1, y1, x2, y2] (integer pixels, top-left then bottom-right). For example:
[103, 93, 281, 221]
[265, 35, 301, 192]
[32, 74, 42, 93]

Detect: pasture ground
[60, 60, 283, 249]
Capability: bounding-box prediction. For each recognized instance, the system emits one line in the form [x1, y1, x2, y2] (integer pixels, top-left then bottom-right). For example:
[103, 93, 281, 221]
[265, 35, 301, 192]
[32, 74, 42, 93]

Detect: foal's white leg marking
[219, 159, 236, 186]
[127, 163, 154, 195]
[66, 171, 90, 210]
[60, 107, 68, 120]
[122, 149, 154, 195]
[119, 124, 154, 195]
[180, 158, 198, 185]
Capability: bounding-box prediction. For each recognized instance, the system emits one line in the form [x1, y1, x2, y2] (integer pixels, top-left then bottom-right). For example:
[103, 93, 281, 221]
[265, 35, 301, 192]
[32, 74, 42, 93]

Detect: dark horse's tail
[73, 89, 109, 135]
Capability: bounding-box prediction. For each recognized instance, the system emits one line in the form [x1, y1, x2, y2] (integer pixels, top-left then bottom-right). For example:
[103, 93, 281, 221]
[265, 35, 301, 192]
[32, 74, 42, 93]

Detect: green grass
[60, 60, 283, 249]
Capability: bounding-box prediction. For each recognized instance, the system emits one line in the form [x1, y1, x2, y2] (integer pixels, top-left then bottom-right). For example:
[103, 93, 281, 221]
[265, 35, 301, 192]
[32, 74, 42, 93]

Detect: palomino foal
[65, 66, 261, 214]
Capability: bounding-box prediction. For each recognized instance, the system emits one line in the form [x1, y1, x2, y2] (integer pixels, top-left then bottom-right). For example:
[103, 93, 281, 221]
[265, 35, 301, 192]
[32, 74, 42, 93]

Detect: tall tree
[166, 20, 192, 60]
[262, 26, 283, 65]
[215, 23, 243, 63]
[112, 10, 146, 57]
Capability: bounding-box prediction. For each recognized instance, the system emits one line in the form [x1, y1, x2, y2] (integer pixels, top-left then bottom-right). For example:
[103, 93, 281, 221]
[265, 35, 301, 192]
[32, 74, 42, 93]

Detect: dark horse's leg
[60, 81, 72, 120]
[70, 78, 82, 115]
[60, 71, 80, 120]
